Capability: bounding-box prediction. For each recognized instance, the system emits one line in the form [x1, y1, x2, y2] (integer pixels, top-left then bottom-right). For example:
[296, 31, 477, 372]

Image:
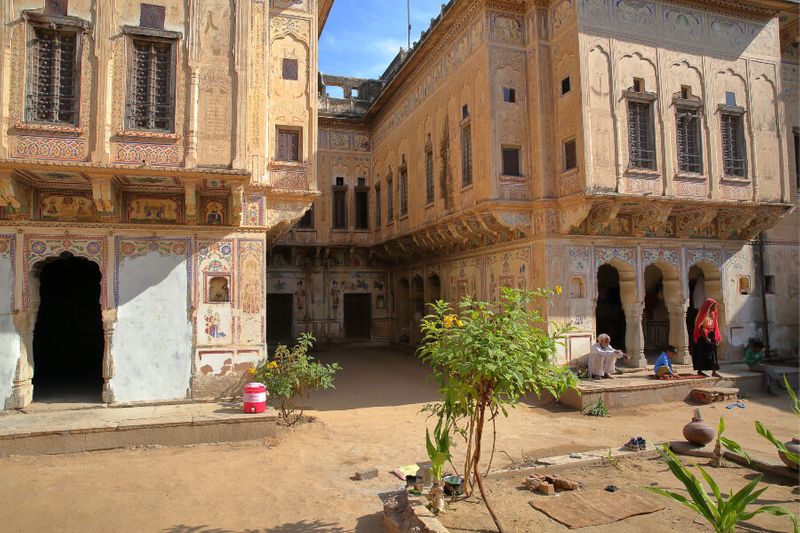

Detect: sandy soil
[439, 456, 800, 533]
[0, 346, 797, 533]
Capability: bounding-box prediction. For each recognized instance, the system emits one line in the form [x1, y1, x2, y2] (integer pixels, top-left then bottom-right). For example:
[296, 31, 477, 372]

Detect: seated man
[654, 345, 677, 379]
[589, 333, 627, 379]
[744, 340, 765, 372]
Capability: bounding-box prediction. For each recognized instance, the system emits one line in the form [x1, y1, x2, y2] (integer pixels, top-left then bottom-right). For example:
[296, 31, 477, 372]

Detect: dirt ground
[439, 456, 800, 533]
[0, 346, 797, 533]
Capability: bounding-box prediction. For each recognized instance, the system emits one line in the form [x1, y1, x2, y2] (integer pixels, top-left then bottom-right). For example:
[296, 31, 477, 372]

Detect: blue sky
[319, 0, 444, 79]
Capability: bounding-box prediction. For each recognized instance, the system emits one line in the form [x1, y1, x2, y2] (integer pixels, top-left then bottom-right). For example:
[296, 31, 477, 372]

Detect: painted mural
[39, 193, 95, 221]
[126, 196, 182, 223]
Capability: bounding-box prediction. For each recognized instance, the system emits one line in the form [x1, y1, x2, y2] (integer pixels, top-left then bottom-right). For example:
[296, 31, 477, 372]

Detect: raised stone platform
[0, 402, 277, 457]
[559, 364, 764, 410]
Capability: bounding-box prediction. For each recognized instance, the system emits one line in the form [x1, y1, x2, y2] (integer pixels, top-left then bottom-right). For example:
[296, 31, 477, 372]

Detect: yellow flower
[554, 285, 563, 295]
[268, 361, 278, 369]
[247, 367, 257, 376]
[456, 319, 464, 327]
[444, 314, 458, 329]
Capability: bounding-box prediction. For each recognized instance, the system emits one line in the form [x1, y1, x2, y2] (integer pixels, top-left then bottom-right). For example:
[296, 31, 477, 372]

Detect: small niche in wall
[208, 276, 230, 303]
[570, 276, 585, 299]
[738, 276, 750, 295]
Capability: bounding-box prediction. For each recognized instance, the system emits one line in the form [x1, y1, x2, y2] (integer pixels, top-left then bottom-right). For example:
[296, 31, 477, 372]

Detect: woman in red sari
[692, 298, 721, 377]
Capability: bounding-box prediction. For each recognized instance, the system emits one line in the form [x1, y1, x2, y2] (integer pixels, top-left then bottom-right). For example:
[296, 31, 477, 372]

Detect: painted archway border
[0, 234, 16, 309]
[23, 234, 108, 309]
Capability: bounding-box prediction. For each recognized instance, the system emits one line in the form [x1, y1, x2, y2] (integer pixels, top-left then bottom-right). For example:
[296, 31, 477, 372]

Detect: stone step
[558, 365, 764, 410]
[0, 402, 277, 457]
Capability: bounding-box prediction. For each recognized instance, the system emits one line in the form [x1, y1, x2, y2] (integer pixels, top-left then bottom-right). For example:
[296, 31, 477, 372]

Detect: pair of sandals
[624, 437, 647, 451]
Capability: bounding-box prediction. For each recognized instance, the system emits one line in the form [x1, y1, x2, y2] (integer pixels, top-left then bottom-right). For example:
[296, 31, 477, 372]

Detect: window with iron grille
[627, 100, 656, 170]
[721, 113, 746, 177]
[127, 37, 175, 131]
[355, 189, 369, 229]
[27, 26, 80, 124]
[277, 129, 300, 161]
[399, 166, 408, 216]
[386, 174, 394, 223]
[676, 108, 703, 174]
[461, 124, 473, 187]
[425, 149, 434, 205]
[332, 187, 347, 229]
[375, 184, 382, 227]
[502, 147, 521, 176]
[297, 203, 314, 229]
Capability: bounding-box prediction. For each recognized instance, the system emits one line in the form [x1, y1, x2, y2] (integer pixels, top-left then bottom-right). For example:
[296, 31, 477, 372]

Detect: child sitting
[654, 345, 677, 379]
[744, 340, 765, 372]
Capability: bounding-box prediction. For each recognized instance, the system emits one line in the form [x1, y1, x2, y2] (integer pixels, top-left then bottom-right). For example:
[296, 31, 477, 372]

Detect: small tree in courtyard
[418, 287, 577, 532]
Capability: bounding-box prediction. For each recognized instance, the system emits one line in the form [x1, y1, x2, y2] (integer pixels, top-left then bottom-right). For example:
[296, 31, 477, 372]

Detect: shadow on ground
[303, 344, 440, 411]
[162, 513, 383, 533]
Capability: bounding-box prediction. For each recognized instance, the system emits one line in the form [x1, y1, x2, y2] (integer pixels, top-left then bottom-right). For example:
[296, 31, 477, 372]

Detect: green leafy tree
[418, 287, 577, 532]
[251, 333, 340, 425]
[646, 446, 797, 533]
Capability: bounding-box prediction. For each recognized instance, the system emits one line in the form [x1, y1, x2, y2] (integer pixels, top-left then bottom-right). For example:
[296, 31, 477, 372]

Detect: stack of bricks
[524, 474, 579, 496]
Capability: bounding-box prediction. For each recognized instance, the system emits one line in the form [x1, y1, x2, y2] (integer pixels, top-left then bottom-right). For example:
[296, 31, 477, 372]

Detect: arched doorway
[687, 262, 726, 358]
[32, 254, 104, 402]
[642, 264, 669, 359]
[411, 276, 425, 344]
[427, 274, 441, 306]
[596, 264, 626, 351]
[397, 277, 410, 342]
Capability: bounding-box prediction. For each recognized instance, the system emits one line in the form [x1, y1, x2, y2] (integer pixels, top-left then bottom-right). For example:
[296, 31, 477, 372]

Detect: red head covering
[693, 298, 721, 344]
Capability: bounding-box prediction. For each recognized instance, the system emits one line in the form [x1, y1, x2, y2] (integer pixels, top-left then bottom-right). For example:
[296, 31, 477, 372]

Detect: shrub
[251, 333, 340, 425]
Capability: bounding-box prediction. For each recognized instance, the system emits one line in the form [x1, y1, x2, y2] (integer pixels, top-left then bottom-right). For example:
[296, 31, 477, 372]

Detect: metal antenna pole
[407, 0, 411, 49]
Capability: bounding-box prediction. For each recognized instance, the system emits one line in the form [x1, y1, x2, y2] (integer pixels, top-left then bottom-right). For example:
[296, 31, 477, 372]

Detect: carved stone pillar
[186, 68, 201, 167]
[666, 299, 691, 364]
[7, 308, 36, 409]
[623, 302, 646, 368]
[101, 309, 117, 403]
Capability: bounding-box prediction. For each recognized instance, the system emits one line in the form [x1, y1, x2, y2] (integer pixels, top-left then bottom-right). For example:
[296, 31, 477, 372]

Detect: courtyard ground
[0, 345, 797, 532]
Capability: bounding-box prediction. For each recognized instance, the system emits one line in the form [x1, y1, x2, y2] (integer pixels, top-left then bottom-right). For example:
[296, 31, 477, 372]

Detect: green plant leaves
[755, 421, 800, 465]
[648, 445, 798, 533]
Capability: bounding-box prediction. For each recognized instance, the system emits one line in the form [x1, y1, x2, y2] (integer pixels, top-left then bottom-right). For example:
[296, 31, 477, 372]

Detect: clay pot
[778, 437, 800, 470]
[683, 408, 715, 446]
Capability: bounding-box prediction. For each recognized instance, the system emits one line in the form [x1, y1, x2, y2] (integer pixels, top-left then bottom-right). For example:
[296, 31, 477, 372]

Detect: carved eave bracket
[631, 204, 673, 237]
[739, 207, 788, 241]
[0, 174, 21, 210]
[264, 187, 320, 248]
[559, 199, 592, 234]
[675, 207, 718, 238]
[184, 178, 198, 224]
[585, 200, 621, 235]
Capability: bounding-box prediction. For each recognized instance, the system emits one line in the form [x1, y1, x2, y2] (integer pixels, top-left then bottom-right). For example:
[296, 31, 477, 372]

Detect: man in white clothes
[588, 333, 628, 379]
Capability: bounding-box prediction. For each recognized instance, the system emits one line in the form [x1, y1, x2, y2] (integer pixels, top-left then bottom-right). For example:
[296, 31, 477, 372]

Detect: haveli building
[0, 0, 797, 410]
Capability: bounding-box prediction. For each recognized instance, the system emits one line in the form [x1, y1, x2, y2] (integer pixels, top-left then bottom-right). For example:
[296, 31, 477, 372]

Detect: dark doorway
[33, 254, 104, 403]
[344, 294, 371, 339]
[267, 293, 294, 342]
[595, 264, 626, 351]
[642, 265, 669, 360]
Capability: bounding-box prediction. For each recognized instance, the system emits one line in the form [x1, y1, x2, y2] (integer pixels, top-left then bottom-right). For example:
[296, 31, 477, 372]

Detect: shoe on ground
[602, 374, 612, 379]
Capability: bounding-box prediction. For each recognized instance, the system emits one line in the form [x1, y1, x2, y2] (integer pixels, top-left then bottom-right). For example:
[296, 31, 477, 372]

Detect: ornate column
[623, 302, 646, 368]
[8, 308, 36, 409]
[666, 298, 691, 364]
[101, 309, 117, 403]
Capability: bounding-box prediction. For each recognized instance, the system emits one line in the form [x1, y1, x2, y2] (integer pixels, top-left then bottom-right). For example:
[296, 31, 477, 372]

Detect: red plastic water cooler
[243, 382, 267, 413]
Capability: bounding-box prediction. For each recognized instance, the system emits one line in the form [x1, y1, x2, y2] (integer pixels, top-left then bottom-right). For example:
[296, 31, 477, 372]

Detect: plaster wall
[111, 252, 192, 403]
[369, 2, 489, 236]
[0, 243, 18, 406]
[576, 0, 789, 202]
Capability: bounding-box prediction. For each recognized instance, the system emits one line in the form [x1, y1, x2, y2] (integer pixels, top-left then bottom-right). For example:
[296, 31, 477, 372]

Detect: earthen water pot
[683, 408, 715, 446]
[778, 437, 800, 470]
